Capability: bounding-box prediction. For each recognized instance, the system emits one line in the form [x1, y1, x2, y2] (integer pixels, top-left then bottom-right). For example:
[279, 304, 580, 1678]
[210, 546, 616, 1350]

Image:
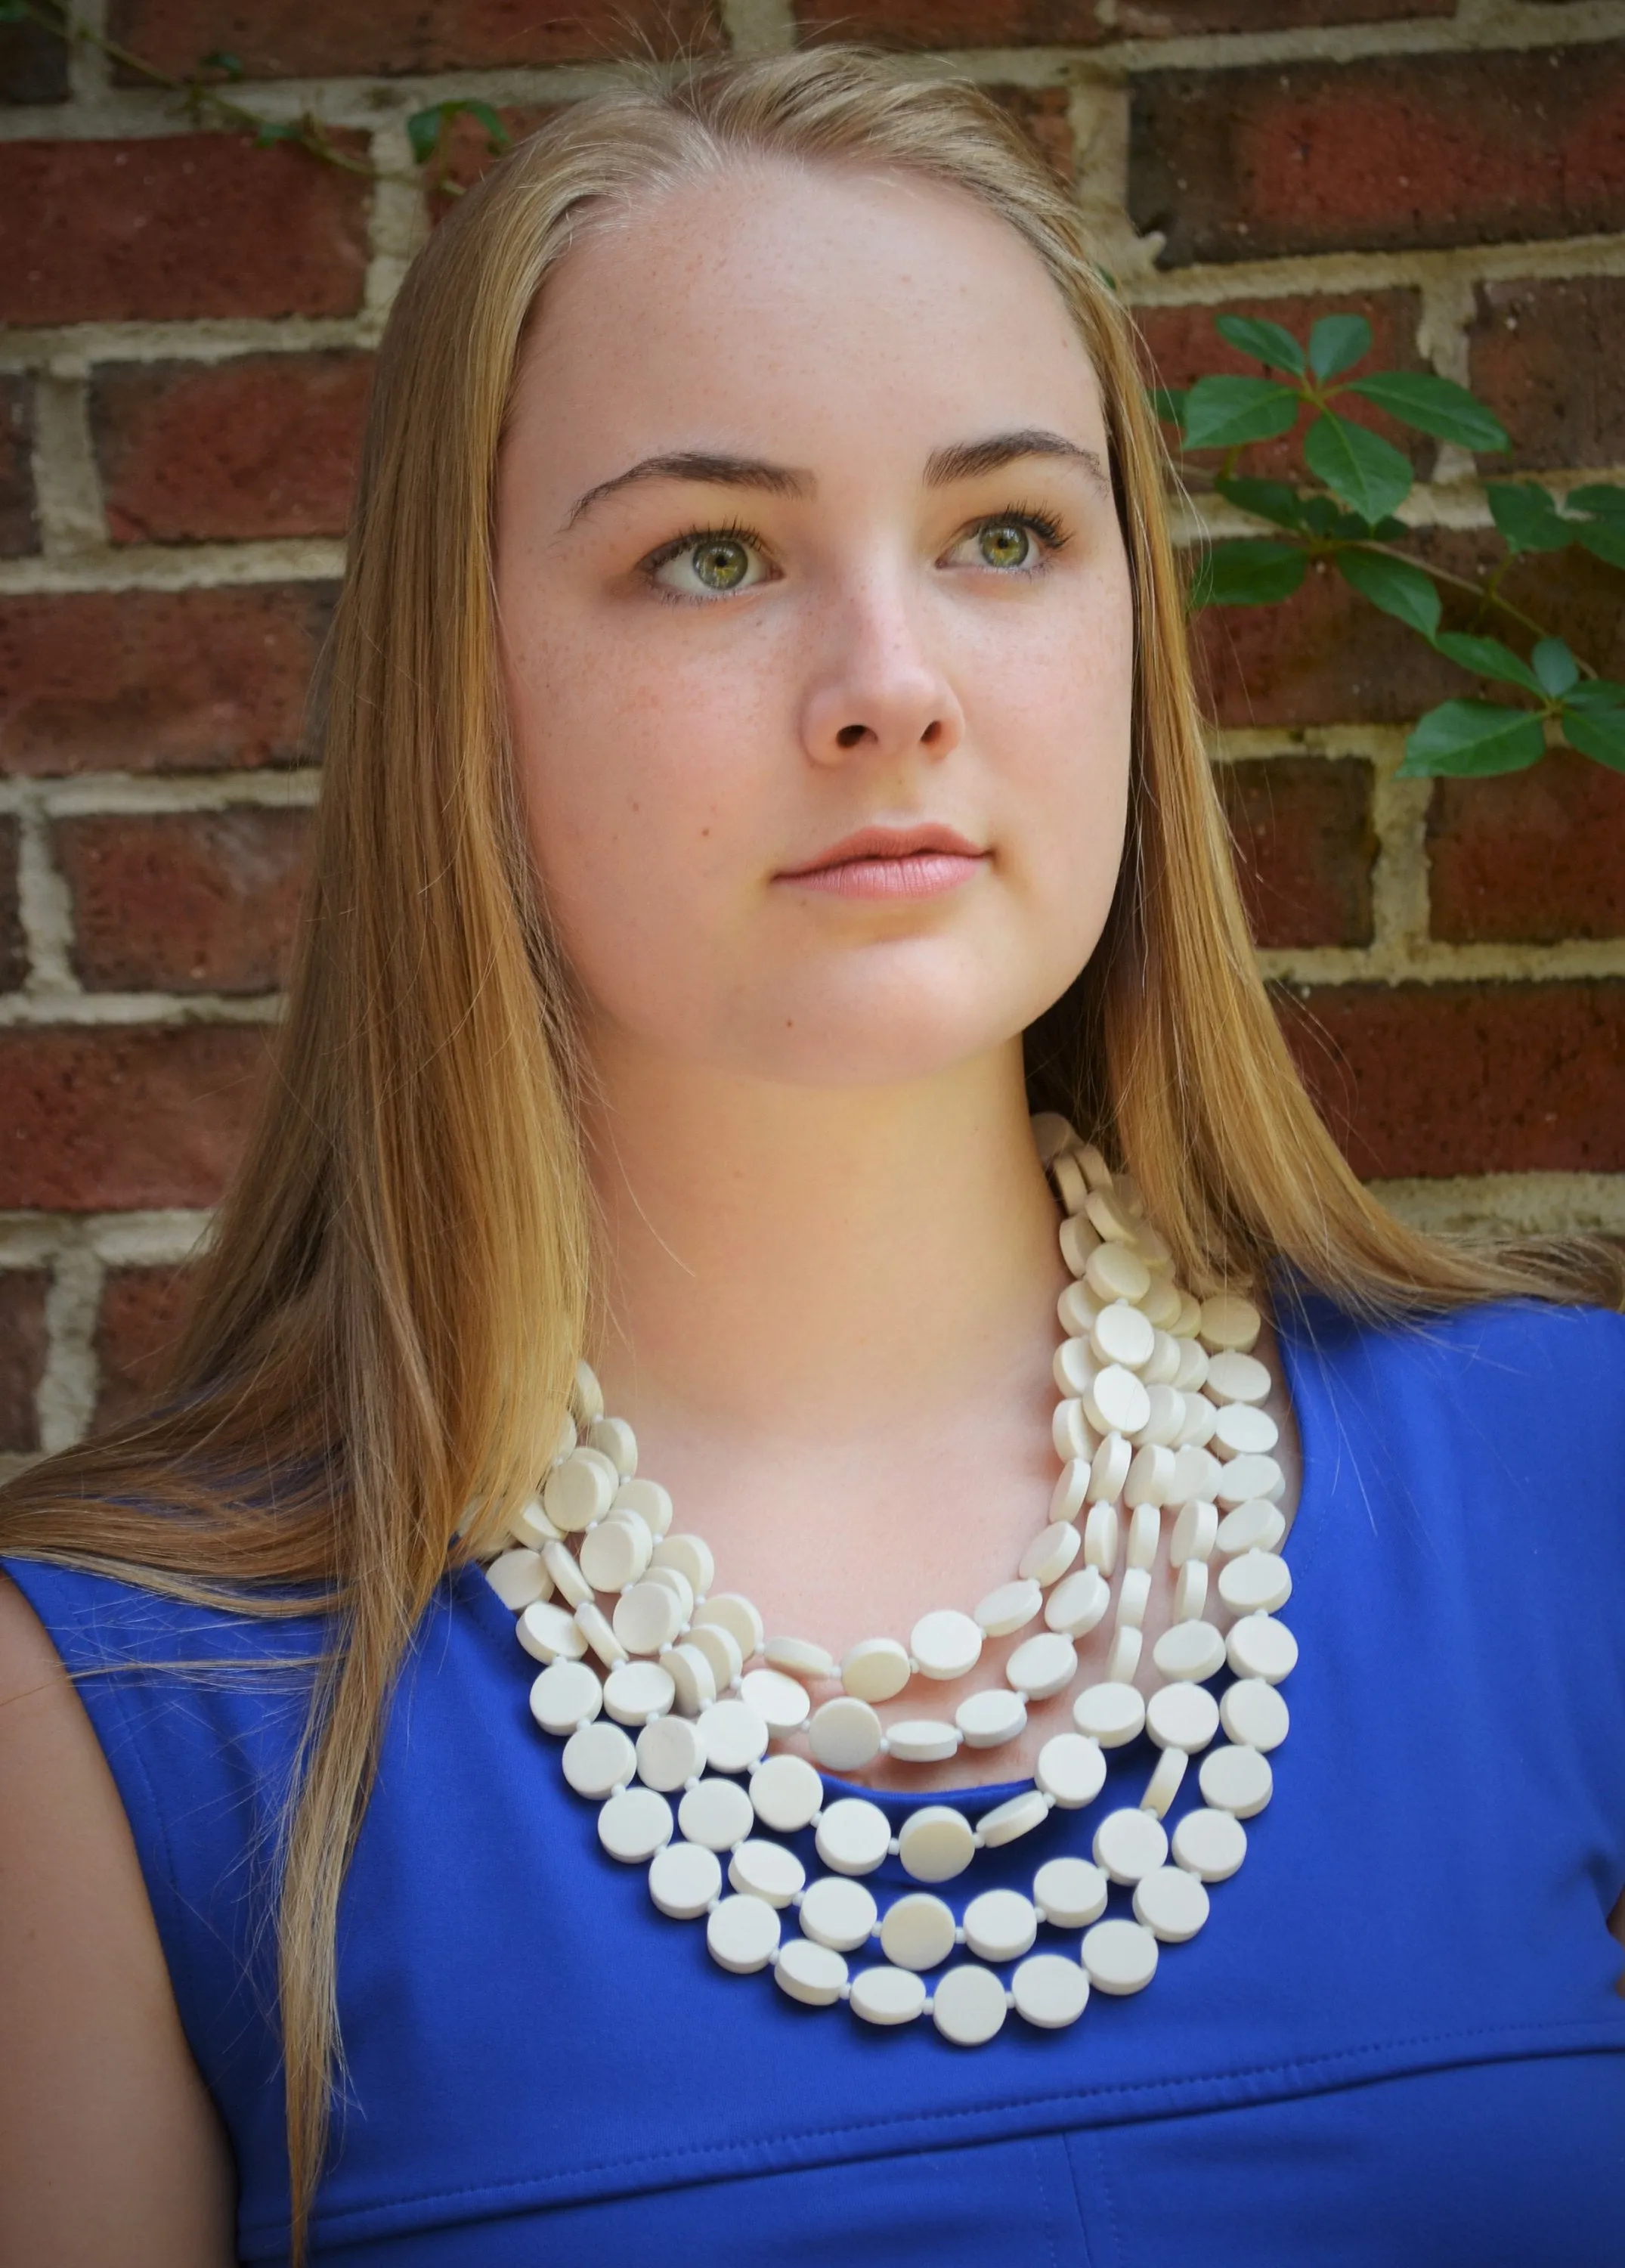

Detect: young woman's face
[497, 160, 1134, 1088]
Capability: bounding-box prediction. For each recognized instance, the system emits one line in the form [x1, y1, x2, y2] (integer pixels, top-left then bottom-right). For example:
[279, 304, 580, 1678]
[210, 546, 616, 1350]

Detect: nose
[798, 575, 964, 770]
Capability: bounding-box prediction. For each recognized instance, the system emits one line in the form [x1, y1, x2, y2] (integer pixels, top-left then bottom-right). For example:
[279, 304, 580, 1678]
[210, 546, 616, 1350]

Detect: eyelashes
[636, 504, 1072, 602]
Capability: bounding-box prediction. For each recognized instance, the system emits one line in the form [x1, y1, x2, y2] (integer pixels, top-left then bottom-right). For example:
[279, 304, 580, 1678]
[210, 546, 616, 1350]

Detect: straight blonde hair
[3, 46, 1618, 2262]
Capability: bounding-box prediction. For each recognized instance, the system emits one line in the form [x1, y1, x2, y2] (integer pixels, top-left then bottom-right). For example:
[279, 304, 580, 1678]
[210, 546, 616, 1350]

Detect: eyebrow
[562, 427, 1110, 528]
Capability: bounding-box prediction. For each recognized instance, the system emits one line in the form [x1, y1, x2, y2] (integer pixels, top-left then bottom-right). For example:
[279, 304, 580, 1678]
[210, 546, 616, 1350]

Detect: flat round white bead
[909, 1609, 983, 1681]
[562, 1720, 636, 1799]
[932, 1963, 1009, 2046]
[1144, 1328, 1181, 1386]
[1035, 1732, 1107, 1810]
[598, 1786, 673, 1864]
[881, 1892, 958, 1972]
[1054, 1339, 1098, 1399]
[1082, 1917, 1159, 1995]
[808, 1696, 886, 1772]
[602, 1659, 676, 1727]
[1226, 1613, 1299, 1684]
[635, 1712, 704, 1792]
[1218, 1550, 1293, 1616]
[885, 1719, 961, 1764]
[1073, 1681, 1146, 1747]
[587, 1414, 637, 1476]
[643, 1564, 695, 1625]
[612, 1579, 685, 1658]
[1134, 1864, 1211, 1943]
[798, 1875, 878, 1951]
[977, 1789, 1051, 1848]
[543, 1448, 618, 1533]
[1011, 1953, 1090, 2030]
[1005, 1631, 1077, 1701]
[1052, 1396, 1096, 1462]
[1104, 1626, 1142, 1683]
[1221, 1677, 1291, 1752]
[1125, 1444, 1176, 1514]
[850, 1965, 927, 2027]
[1083, 1501, 1119, 1576]
[654, 1532, 716, 1597]
[696, 1698, 769, 1776]
[484, 1548, 551, 1611]
[815, 1796, 892, 1876]
[686, 1618, 745, 1693]
[1142, 1275, 1182, 1330]
[1126, 1501, 1162, 1571]
[1146, 1681, 1221, 1753]
[1033, 1855, 1109, 1927]
[1141, 1745, 1187, 1818]
[1138, 1390, 1186, 1452]
[1172, 1335, 1209, 1390]
[1019, 1522, 1081, 1588]
[1048, 1457, 1091, 1526]
[955, 1687, 1028, 1749]
[528, 1657, 602, 1734]
[1085, 1241, 1151, 1306]
[1088, 1432, 1132, 1504]
[764, 1634, 837, 1681]
[612, 1476, 673, 1537]
[728, 1838, 806, 1907]
[774, 1937, 848, 2006]
[1172, 1560, 1209, 1622]
[1091, 1299, 1154, 1369]
[1212, 1403, 1280, 1460]
[695, 1593, 765, 1660]
[707, 1892, 781, 1975]
[659, 1642, 717, 1718]
[678, 1774, 756, 1852]
[573, 1600, 625, 1669]
[738, 1666, 811, 1736]
[518, 1599, 588, 1665]
[896, 1805, 977, 1883]
[748, 1751, 825, 1833]
[1172, 1806, 1249, 1882]
[1116, 1566, 1152, 1631]
[963, 1888, 1038, 1963]
[1094, 1806, 1169, 1884]
[974, 1579, 1043, 1637]
[1045, 1566, 1110, 1638]
[1198, 1294, 1262, 1353]
[1215, 1499, 1287, 1557]
[1204, 1348, 1271, 1404]
[1170, 1499, 1218, 1567]
[647, 1838, 722, 1919]
[1217, 1455, 1285, 1509]
[840, 1637, 912, 1703]
[1152, 1619, 1226, 1683]
[1059, 1216, 1100, 1281]
[1176, 1397, 1218, 1453]
[571, 1360, 604, 1424]
[510, 1498, 563, 1551]
[578, 1509, 652, 1594]
[1085, 1364, 1151, 1440]
[1199, 1742, 1274, 1817]
[1030, 1110, 1074, 1163]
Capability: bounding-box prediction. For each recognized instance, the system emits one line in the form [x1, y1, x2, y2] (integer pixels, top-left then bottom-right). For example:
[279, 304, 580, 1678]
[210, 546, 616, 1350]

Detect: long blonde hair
[3, 46, 1617, 2260]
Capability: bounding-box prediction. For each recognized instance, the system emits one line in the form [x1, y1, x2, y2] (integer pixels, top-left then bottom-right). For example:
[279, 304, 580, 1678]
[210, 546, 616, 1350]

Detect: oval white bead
[764, 1634, 837, 1681]
[932, 1963, 1009, 2046]
[1199, 1742, 1274, 1817]
[798, 1875, 879, 1951]
[1085, 1242, 1150, 1306]
[1172, 1805, 1249, 1882]
[611, 1579, 685, 1658]
[1073, 1681, 1146, 1746]
[1011, 1953, 1090, 2031]
[908, 1609, 983, 1681]
[484, 1548, 551, 1611]
[1091, 1299, 1154, 1370]
[573, 1600, 625, 1669]
[528, 1657, 602, 1734]
[1172, 1560, 1209, 1622]
[1048, 1460, 1091, 1523]
[738, 1666, 811, 1736]
[977, 1788, 1051, 1848]
[1125, 1501, 1162, 1571]
[1083, 1501, 1119, 1576]
[1212, 1402, 1280, 1459]
[1134, 1864, 1211, 1943]
[1018, 1522, 1081, 1588]
[1033, 1854, 1109, 1927]
[706, 1892, 780, 1975]
[896, 1805, 977, 1883]
[571, 1359, 604, 1424]
[1170, 1499, 1218, 1568]
[1035, 1732, 1107, 1810]
[840, 1637, 912, 1703]
[728, 1838, 806, 1907]
[1093, 1806, 1169, 1884]
[562, 1720, 636, 1798]
[1029, 1109, 1076, 1163]
[1058, 1216, 1099, 1279]
[1082, 1917, 1159, 1995]
[1221, 1677, 1291, 1752]
[748, 1751, 824, 1834]
[1045, 1566, 1110, 1638]
[850, 1965, 927, 2028]
[1085, 1364, 1151, 1440]
[815, 1796, 892, 1876]
[1005, 1631, 1077, 1702]
[586, 1414, 637, 1476]
[636, 1712, 704, 1792]
[578, 1509, 652, 1594]
[1105, 1625, 1143, 1684]
[678, 1775, 756, 1852]
[510, 1497, 563, 1551]
[1204, 1348, 1271, 1404]
[974, 1579, 1043, 1637]
[654, 1533, 716, 1597]
[694, 1593, 764, 1660]
[881, 1892, 958, 1972]
[1226, 1613, 1299, 1684]
[1137, 1389, 1186, 1452]
[518, 1599, 587, 1665]
[647, 1838, 722, 1919]
[1145, 1681, 1221, 1753]
[1141, 1275, 1182, 1331]
[885, 1718, 961, 1764]
[1052, 1396, 1096, 1462]
[955, 1687, 1028, 1750]
[963, 1887, 1038, 1963]
[1172, 1337, 1210, 1392]
[1217, 1549, 1292, 1616]
[597, 1786, 673, 1864]
[602, 1659, 676, 1727]
[659, 1642, 717, 1718]
[1054, 1339, 1098, 1399]
[696, 1697, 769, 1776]
[774, 1937, 848, 2006]
[1198, 1294, 1262, 1352]
[1216, 1455, 1285, 1510]
[643, 1563, 695, 1621]
[1088, 1432, 1132, 1504]
[543, 1448, 618, 1533]
[1140, 1744, 1187, 1819]
[1175, 1399, 1218, 1454]
[1116, 1566, 1152, 1632]
[612, 1476, 673, 1538]
[807, 1696, 885, 1772]
[684, 1620, 744, 1694]
[1124, 1442, 1175, 1508]
[1152, 1617, 1226, 1684]
[1215, 1498, 1287, 1557]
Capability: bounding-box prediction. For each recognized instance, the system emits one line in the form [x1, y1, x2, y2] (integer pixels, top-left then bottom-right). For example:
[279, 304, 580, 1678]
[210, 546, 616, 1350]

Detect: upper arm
[0, 1572, 238, 2268]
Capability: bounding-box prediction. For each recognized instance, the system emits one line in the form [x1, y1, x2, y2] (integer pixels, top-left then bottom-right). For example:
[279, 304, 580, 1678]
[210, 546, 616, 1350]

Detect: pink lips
[775, 823, 988, 901]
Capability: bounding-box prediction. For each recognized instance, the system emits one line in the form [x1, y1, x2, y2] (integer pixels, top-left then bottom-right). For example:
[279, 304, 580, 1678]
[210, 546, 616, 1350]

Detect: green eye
[690, 538, 751, 590]
[977, 521, 1032, 570]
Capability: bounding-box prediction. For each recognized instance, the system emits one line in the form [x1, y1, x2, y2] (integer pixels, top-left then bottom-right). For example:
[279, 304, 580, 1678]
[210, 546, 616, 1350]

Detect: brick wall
[3, 0, 1624, 1472]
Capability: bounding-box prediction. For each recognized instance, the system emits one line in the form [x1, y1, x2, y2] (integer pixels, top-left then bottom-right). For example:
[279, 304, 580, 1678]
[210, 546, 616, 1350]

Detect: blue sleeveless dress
[8, 1294, 1625, 2266]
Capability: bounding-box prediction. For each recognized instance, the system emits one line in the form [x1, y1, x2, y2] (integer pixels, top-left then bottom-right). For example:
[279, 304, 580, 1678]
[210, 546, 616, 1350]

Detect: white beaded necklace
[484, 1117, 1297, 2044]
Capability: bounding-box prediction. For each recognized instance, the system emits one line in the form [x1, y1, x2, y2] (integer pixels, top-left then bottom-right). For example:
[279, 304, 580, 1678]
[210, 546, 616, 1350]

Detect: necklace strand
[486, 1118, 1297, 2043]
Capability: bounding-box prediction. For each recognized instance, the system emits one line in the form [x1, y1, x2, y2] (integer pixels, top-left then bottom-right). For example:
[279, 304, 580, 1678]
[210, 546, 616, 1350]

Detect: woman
[2, 48, 1622, 2268]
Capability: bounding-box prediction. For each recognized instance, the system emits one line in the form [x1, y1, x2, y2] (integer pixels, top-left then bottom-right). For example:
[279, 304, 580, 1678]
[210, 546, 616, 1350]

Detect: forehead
[508, 158, 1109, 476]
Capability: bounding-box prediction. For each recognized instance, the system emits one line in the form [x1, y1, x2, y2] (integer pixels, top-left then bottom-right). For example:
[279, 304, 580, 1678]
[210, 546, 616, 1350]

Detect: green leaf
[1485, 482, 1571, 554]
[252, 120, 301, 145]
[1575, 521, 1625, 571]
[455, 98, 511, 152]
[200, 48, 245, 78]
[1302, 413, 1413, 522]
[407, 104, 447, 165]
[1189, 540, 1308, 609]
[1560, 704, 1625, 773]
[1399, 700, 1546, 777]
[1297, 494, 1342, 536]
[1181, 375, 1301, 451]
[1562, 677, 1625, 711]
[1308, 314, 1372, 382]
[1531, 637, 1580, 698]
[1214, 313, 1306, 376]
[1213, 477, 1307, 532]
[1433, 633, 1544, 694]
[1568, 483, 1625, 522]
[1334, 547, 1441, 637]
[1148, 386, 1187, 426]
[1344, 371, 1509, 453]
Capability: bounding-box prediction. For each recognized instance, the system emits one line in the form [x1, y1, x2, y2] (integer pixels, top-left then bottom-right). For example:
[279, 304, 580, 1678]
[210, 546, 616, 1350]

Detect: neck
[582, 1031, 1063, 1439]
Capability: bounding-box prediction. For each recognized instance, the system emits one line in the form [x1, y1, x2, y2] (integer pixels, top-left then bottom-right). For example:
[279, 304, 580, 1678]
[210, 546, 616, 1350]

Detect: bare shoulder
[0, 1572, 239, 2267]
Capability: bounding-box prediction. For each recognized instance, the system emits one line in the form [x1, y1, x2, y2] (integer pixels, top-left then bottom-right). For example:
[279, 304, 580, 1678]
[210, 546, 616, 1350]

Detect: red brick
[93, 354, 373, 545]
[55, 808, 313, 993]
[0, 376, 37, 557]
[0, 135, 370, 326]
[0, 1024, 273, 1210]
[986, 86, 1075, 182]
[0, 813, 23, 992]
[791, 0, 1444, 47]
[1136, 289, 1425, 482]
[1466, 277, 1625, 475]
[1276, 981, 1625, 1179]
[0, 1270, 48, 1455]
[108, 0, 718, 76]
[1130, 47, 1625, 266]
[0, 14, 69, 102]
[1218, 755, 1374, 948]
[422, 102, 563, 224]
[94, 1264, 195, 1431]
[0, 585, 332, 778]
[1427, 750, 1625, 946]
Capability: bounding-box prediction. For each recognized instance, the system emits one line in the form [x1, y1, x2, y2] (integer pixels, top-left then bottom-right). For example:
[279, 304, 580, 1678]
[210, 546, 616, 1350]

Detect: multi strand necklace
[486, 1117, 1296, 2044]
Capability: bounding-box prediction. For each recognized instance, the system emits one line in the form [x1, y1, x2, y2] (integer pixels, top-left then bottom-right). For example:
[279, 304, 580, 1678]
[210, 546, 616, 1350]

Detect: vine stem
[1345, 537, 1591, 671]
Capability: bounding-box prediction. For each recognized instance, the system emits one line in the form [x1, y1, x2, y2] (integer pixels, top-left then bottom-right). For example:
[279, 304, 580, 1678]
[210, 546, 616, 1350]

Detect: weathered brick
[0, 813, 23, 991]
[0, 135, 370, 326]
[0, 1270, 48, 1455]
[0, 1025, 273, 1211]
[1137, 289, 1425, 482]
[1131, 47, 1625, 266]
[1427, 750, 1625, 946]
[422, 102, 562, 223]
[1218, 755, 1374, 949]
[986, 85, 1074, 182]
[0, 376, 37, 558]
[791, 0, 1444, 47]
[0, 14, 69, 103]
[55, 808, 313, 993]
[1276, 981, 1625, 1179]
[93, 354, 373, 545]
[109, 0, 719, 76]
[94, 1264, 194, 1431]
[0, 585, 332, 778]
[1466, 278, 1625, 475]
